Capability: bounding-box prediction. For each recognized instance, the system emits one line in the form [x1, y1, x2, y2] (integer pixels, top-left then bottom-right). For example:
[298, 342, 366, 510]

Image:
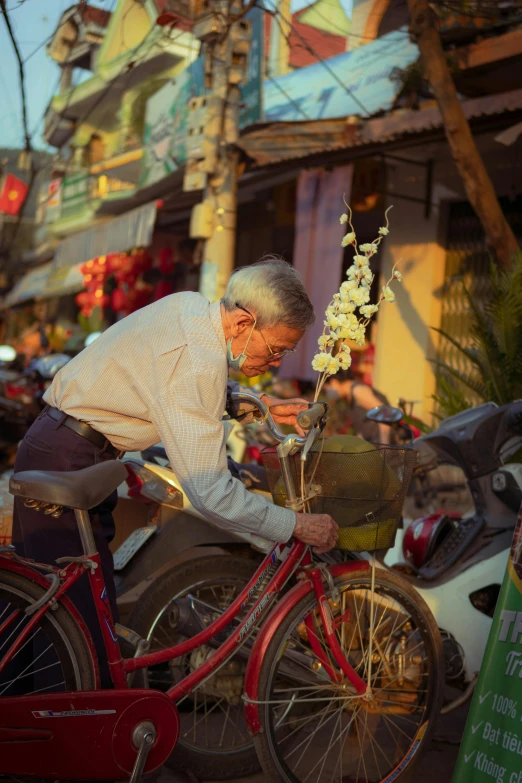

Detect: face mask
[226, 320, 256, 371]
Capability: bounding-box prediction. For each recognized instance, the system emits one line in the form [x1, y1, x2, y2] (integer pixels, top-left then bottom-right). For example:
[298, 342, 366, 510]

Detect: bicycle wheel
[0, 570, 96, 696]
[254, 567, 443, 783]
[127, 554, 260, 780]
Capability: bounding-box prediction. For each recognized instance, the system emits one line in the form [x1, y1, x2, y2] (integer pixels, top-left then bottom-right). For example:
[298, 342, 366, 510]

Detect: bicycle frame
[0, 538, 369, 699]
[0, 391, 372, 779]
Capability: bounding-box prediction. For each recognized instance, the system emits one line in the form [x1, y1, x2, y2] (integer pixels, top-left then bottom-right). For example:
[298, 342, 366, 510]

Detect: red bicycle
[0, 392, 443, 783]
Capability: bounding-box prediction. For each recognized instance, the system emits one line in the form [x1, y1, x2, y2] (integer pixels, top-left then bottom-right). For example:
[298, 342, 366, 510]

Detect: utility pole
[185, 0, 253, 301]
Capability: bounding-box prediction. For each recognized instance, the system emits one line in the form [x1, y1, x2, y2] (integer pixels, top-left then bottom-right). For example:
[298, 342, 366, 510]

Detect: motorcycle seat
[9, 461, 128, 510]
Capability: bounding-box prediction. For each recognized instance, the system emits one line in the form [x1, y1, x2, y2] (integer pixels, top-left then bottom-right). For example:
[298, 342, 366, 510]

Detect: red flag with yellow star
[0, 174, 29, 216]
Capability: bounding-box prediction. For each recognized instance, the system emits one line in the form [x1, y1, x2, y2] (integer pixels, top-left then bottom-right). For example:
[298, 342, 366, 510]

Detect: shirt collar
[209, 300, 226, 352]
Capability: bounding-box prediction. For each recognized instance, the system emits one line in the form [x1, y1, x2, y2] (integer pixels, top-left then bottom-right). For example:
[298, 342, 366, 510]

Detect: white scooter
[367, 400, 522, 711]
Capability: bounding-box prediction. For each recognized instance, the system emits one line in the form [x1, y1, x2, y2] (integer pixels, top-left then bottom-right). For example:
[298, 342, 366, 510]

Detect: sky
[0, 0, 353, 151]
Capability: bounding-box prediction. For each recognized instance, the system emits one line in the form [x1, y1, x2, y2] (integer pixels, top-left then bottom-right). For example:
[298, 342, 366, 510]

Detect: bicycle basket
[262, 442, 417, 552]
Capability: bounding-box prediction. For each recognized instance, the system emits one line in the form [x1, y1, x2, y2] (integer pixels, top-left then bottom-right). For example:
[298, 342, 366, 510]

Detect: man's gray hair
[222, 256, 315, 330]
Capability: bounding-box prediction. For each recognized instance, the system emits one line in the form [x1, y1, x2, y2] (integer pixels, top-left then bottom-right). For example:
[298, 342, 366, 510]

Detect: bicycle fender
[0, 555, 101, 687]
[115, 509, 245, 598]
[243, 560, 370, 734]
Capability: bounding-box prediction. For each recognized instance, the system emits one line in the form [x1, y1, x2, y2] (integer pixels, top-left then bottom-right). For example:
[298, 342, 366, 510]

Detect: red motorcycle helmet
[403, 511, 461, 569]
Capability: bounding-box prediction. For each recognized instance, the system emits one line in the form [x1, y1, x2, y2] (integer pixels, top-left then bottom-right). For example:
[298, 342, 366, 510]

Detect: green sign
[141, 58, 205, 188]
[453, 509, 522, 783]
[239, 5, 264, 128]
[61, 171, 89, 217]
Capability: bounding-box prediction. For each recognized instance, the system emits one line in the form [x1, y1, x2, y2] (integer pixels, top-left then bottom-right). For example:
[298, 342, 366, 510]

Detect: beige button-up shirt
[44, 292, 296, 547]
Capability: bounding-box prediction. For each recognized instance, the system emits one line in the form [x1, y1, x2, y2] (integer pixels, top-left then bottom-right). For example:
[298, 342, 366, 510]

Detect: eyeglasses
[236, 304, 296, 362]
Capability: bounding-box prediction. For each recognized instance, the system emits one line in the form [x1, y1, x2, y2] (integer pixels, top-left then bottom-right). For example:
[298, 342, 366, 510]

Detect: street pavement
[157, 703, 470, 783]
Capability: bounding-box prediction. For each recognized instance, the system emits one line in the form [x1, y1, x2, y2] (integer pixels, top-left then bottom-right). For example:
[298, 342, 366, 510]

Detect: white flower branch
[311, 201, 402, 403]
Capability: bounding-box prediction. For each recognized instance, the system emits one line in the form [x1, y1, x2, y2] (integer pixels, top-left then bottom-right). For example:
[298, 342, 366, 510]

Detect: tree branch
[407, 0, 520, 268]
[0, 0, 31, 152]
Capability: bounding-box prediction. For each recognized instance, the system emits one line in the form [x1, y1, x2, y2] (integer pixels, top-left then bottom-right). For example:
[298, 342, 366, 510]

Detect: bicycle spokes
[265, 581, 432, 782]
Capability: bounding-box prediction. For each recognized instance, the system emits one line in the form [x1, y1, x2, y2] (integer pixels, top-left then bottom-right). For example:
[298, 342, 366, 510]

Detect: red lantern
[107, 253, 126, 275]
[75, 292, 91, 309]
[158, 247, 174, 276]
[154, 279, 174, 300]
[111, 287, 127, 313]
[131, 284, 153, 312]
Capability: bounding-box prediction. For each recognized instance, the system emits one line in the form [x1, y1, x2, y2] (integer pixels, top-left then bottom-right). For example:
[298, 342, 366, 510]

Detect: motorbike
[113, 418, 441, 780]
[366, 399, 522, 710]
[113, 429, 272, 608]
[0, 351, 71, 471]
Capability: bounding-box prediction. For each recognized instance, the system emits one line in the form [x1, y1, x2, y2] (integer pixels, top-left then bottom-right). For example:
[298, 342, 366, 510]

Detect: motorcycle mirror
[85, 331, 102, 347]
[0, 345, 17, 363]
[366, 405, 403, 424]
[33, 353, 71, 380]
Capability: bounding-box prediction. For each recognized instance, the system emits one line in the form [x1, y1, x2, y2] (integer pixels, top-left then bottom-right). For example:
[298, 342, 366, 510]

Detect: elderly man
[12, 256, 338, 684]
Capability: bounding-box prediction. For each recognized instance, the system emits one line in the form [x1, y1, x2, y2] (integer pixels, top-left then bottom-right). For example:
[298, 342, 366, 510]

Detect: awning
[4, 263, 53, 308]
[238, 88, 522, 166]
[52, 200, 157, 269]
[2, 261, 86, 309]
[41, 264, 85, 300]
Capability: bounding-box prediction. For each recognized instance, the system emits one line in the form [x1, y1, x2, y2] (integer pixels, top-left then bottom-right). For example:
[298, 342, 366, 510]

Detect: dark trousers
[12, 408, 120, 688]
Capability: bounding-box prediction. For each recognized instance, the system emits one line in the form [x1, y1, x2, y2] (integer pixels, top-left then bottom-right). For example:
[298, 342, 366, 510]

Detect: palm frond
[431, 360, 488, 398]
[432, 252, 522, 419]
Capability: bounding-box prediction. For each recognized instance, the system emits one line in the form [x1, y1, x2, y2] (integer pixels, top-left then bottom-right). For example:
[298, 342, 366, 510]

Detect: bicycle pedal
[129, 721, 157, 783]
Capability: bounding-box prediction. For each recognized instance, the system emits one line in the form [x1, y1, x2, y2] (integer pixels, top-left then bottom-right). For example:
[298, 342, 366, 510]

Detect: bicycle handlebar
[296, 402, 327, 431]
[229, 391, 327, 446]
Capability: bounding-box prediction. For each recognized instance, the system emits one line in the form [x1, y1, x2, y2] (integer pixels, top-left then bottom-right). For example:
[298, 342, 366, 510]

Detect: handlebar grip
[297, 403, 327, 431]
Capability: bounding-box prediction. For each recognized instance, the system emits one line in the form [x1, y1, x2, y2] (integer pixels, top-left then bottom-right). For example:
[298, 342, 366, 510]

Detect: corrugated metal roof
[239, 88, 522, 166]
[264, 28, 418, 122]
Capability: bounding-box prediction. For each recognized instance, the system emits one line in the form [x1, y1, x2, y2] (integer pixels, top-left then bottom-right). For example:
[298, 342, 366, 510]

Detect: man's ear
[231, 310, 255, 337]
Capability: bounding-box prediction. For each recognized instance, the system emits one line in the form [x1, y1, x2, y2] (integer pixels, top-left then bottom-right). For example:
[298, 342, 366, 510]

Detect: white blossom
[341, 232, 356, 247]
[393, 269, 403, 282]
[378, 226, 389, 236]
[317, 334, 333, 350]
[346, 265, 358, 279]
[353, 327, 366, 346]
[326, 305, 340, 324]
[353, 255, 367, 268]
[360, 243, 378, 255]
[340, 214, 348, 225]
[338, 348, 352, 369]
[382, 285, 395, 303]
[325, 355, 340, 375]
[349, 287, 370, 306]
[312, 352, 331, 372]
[340, 279, 357, 298]
[338, 300, 356, 314]
[361, 267, 373, 286]
[360, 304, 379, 317]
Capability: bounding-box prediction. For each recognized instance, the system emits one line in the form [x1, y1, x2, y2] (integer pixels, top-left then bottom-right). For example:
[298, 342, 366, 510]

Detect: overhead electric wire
[0, 0, 32, 151]
[265, 0, 372, 117]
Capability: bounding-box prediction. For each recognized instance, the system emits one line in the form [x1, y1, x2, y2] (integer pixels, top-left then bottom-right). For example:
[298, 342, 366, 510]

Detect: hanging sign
[240, 5, 264, 128]
[453, 507, 522, 783]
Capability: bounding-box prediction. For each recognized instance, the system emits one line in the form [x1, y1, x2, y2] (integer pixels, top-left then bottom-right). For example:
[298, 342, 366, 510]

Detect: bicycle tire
[0, 569, 96, 697]
[127, 554, 261, 780]
[254, 567, 444, 783]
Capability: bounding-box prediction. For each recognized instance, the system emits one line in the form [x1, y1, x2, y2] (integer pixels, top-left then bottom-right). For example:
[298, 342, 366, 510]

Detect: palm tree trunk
[407, 0, 519, 268]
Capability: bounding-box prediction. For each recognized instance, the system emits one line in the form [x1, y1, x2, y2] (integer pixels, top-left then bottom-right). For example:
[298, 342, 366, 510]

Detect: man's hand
[260, 394, 310, 436]
[293, 512, 339, 554]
